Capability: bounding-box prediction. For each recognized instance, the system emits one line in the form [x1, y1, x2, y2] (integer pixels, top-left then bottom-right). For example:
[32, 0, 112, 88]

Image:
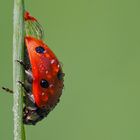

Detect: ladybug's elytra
[18, 36, 64, 125]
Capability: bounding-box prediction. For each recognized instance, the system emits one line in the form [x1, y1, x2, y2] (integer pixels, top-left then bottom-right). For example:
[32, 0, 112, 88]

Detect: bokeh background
[0, 0, 140, 140]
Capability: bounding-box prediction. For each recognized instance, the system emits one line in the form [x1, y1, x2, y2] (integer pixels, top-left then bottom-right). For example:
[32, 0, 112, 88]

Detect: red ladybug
[21, 12, 65, 125]
[2, 12, 64, 125]
[16, 36, 64, 125]
[2, 36, 64, 125]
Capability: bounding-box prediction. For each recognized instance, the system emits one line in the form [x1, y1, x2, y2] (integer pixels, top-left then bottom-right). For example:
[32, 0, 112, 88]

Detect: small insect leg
[2, 87, 13, 94]
[18, 81, 35, 104]
[25, 70, 33, 83]
[18, 81, 29, 92]
[16, 60, 28, 70]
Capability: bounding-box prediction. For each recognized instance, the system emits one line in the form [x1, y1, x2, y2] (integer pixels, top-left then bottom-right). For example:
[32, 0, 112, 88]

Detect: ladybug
[2, 37, 64, 125]
[2, 12, 64, 125]
[16, 36, 64, 125]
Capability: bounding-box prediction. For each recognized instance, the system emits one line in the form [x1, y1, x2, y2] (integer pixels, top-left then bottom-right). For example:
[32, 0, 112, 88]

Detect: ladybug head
[23, 106, 50, 125]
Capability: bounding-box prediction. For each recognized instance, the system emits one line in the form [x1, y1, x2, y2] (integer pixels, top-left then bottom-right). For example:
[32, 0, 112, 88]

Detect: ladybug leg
[2, 87, 13, 94]
[25, 70, 33, 83]
[17, 81, 35, 104]
[17, 81, 29, 93]
[16, 60, 33, 83]
[16, 60, 28, 70]
[18, 80, 33, 102]
[24, 94, 36, 108]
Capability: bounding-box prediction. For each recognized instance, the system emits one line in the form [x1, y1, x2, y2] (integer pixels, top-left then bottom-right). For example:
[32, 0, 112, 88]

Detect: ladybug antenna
[2, 87, 13, 94]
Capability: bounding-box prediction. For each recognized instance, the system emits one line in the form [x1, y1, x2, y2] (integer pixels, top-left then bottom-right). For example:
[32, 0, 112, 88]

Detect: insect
[2, 37, 64, 125]
[24, 11, 37, 21]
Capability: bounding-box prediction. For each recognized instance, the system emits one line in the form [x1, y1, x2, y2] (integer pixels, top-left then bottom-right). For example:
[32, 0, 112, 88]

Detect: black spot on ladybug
[35, 46, 45, 53]
[57, 71, 64, 80]
[40, 79, 49, 88]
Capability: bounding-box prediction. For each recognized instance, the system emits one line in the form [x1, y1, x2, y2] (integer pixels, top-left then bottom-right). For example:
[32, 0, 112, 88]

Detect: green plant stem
[13, 0, 25, 140]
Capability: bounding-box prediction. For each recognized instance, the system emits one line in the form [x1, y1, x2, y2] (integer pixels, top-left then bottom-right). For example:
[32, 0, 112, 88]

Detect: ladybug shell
[25, 36, 64, 108]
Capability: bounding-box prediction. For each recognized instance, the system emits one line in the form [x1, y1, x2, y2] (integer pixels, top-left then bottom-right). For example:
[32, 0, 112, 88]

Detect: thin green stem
[13, 0, 25, 140]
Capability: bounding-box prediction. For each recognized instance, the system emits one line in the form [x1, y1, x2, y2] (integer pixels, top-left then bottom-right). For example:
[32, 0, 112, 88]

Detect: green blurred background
[0, 0, 140, 140]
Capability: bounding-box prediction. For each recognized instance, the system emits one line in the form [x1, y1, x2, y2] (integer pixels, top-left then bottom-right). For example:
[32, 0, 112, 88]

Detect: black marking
[40, 79, 49, 88]
[35, 46, 45, 53]
[57, 72, 65, 80]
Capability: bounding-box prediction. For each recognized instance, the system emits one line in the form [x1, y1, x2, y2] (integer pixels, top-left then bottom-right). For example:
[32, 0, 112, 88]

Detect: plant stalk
[13, 0, 25, 140]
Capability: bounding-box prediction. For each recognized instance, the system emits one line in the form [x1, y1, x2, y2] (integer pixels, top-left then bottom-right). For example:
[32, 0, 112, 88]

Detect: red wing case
[25, 36, 64, 108]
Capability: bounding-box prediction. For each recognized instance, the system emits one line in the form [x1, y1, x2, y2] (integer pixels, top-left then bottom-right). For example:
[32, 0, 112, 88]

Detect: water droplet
[49, 84, 54, 88]
[51, 59, 55, 64]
